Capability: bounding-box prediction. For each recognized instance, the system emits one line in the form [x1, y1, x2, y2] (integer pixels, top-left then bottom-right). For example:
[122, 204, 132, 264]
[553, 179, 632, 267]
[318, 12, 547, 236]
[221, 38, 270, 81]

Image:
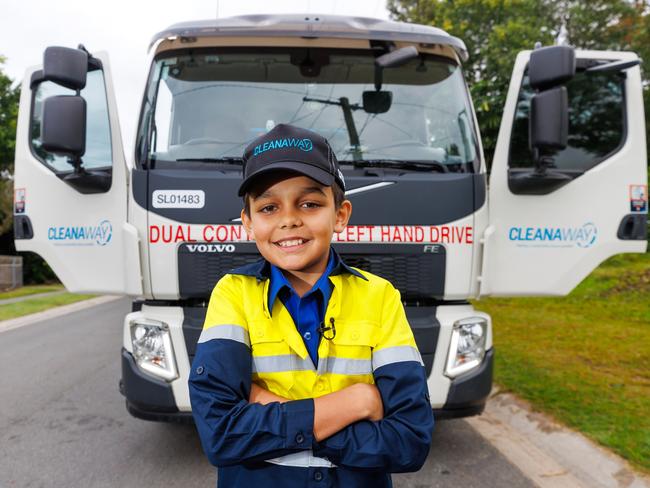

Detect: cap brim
[238, 162, 335, 196]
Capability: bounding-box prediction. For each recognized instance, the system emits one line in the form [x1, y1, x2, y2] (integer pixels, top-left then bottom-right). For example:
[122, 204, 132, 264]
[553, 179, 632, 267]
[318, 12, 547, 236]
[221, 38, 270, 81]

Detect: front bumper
[433, 348, 494, 419]
[122, 302, 494, 422]
[119, 348, 192, 423]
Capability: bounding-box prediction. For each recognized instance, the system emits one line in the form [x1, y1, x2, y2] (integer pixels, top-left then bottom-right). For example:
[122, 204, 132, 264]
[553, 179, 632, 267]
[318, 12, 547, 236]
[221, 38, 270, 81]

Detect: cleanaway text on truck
[14, 15, 648, 421]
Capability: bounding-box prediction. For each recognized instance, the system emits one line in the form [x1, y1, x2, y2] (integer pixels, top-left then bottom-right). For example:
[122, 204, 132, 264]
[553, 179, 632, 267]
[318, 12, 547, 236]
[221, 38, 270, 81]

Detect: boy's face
[241, 174, 351, 281]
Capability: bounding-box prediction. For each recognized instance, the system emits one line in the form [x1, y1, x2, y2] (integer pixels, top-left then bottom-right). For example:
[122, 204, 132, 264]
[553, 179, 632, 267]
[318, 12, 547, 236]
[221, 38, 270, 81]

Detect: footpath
[0, 289, 67, 306]
[467, 387, 650, 488]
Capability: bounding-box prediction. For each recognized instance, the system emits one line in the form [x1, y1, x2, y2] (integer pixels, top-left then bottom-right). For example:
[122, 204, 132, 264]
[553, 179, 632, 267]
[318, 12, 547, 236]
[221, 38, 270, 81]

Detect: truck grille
[178, 242, 445, 301]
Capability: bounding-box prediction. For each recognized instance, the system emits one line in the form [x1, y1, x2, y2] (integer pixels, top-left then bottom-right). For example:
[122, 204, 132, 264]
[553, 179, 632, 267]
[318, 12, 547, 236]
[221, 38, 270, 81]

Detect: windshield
[138, 48, 478, 173]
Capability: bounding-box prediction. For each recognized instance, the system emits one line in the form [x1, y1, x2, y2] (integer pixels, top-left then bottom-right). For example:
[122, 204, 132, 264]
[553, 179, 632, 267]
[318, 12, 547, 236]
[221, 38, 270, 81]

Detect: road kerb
[466, 389, 650, 488]
[0, 295, 124, 334]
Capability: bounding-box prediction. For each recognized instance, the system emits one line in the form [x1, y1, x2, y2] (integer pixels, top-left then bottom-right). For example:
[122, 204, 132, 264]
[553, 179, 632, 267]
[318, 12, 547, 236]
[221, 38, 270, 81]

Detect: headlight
[445, 317, 487, 378]
[130, 319, 178, 381]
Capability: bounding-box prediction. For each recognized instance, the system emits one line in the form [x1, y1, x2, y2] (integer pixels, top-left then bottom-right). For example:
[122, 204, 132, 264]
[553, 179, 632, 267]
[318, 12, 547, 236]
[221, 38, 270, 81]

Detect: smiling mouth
[275, 238, 309, 248]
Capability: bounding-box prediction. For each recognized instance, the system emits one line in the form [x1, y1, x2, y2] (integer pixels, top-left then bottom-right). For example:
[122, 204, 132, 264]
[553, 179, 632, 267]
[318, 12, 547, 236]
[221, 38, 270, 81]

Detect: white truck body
[13, 15, 647, 420]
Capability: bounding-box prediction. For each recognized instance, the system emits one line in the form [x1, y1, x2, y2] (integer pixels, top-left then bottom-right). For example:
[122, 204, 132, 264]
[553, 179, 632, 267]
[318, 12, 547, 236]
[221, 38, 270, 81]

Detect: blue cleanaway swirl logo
[575, 222, 597, 248]
[299, 138, 313, 151]
[96, 219, 113, 246]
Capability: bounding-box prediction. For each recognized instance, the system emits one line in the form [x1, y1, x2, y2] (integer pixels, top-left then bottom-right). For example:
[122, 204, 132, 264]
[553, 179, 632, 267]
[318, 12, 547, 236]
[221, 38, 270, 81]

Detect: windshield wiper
[344, 159, 449, 173]
[174, 157, 245, 165]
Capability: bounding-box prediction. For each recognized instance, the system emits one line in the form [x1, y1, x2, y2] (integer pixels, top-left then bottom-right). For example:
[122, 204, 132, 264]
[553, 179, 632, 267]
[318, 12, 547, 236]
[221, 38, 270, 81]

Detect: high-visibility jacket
[189, 254, 434, 488]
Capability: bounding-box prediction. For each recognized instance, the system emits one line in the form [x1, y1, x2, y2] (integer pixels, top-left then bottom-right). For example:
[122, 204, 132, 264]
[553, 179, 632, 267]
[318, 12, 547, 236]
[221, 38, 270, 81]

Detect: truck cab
[14, 15, 648, 421]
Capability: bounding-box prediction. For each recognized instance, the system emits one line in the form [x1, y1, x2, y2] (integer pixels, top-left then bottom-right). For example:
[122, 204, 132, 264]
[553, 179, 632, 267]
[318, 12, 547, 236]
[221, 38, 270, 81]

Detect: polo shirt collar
[228, 247, 368, 282]
[267, 249, 336, 312]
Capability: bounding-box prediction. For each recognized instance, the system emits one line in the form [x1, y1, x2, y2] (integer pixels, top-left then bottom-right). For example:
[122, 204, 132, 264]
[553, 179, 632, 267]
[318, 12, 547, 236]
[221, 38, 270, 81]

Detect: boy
[189, 124, 434, 487]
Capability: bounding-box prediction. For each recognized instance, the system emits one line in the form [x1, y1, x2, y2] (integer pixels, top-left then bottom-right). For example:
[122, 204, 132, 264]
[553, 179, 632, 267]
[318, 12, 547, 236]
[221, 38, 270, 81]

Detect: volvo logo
[186, 244, 236, 253]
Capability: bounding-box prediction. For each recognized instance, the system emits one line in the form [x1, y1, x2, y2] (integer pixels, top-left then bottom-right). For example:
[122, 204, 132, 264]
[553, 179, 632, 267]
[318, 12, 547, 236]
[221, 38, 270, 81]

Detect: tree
[0, 55, 20, 236]
[387, 0, 648, 167]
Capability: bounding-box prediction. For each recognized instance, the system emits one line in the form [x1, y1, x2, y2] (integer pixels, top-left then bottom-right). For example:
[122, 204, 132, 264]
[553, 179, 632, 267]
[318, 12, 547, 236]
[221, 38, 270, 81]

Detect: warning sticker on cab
[630, 184, 648, 213]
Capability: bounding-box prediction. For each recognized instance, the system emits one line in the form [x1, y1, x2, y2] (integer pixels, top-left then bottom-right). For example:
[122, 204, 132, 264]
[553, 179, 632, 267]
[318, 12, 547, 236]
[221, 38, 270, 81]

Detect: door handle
[617, 214, 647, 240]
[13, 215, 34, 240]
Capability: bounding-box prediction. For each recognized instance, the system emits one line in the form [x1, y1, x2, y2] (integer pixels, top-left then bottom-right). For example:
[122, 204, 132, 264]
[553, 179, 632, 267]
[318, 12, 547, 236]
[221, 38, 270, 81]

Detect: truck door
[481, 48, 647, 296]
[14, 48, 142, 295]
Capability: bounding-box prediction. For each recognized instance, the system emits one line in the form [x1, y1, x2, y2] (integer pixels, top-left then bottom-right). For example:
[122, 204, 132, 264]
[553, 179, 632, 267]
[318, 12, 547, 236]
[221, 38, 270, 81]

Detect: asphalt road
[0, 298, 534, 488]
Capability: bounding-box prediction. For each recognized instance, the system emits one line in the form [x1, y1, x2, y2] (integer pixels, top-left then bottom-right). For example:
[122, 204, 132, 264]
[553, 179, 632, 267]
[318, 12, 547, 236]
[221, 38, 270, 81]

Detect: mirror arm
[532, 148, 553, 176]
[374, 65, 383, 91]
[67, 155, 84, 175]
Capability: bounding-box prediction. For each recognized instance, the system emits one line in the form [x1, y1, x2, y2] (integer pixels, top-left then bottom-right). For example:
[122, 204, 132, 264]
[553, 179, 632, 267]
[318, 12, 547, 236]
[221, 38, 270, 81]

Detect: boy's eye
[301, 201, 322, 209]
[258, 204, 276, 213]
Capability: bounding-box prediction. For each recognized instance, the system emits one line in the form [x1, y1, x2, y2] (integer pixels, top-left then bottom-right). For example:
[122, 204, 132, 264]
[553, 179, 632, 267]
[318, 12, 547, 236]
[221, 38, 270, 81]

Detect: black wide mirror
[43, 46, 88, 91]
[530, 86, 568, 150]
[41, 95, 87, 158]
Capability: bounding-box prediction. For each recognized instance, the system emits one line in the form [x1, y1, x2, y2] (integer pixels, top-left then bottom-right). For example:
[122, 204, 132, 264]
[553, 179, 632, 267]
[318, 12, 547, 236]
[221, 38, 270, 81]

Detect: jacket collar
[228, 247, 368, 281]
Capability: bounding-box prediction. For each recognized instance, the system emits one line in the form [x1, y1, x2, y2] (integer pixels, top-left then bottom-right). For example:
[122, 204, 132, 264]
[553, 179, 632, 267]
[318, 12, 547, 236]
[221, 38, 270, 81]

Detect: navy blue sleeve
[312, 361, 434, 472]
[189, 338, 315, 467]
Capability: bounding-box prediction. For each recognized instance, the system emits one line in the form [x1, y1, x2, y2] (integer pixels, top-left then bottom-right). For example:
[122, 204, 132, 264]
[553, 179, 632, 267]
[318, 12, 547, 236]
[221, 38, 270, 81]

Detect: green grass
[472, 252, 650, 473]
[0, 284, 64, 300]
[0, 293, 96, 321]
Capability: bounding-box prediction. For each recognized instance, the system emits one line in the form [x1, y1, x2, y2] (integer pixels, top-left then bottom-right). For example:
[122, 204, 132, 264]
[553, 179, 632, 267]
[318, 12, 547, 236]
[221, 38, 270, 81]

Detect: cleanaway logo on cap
[253, 138, 313, 156]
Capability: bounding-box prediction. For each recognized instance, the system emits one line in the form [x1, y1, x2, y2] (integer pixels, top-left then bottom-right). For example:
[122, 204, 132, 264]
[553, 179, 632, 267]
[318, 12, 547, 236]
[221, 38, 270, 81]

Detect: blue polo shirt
[268, 251, 336, 367]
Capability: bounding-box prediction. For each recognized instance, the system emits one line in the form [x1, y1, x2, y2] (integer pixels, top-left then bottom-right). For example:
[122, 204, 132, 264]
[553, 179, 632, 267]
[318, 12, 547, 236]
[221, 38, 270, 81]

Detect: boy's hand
[249, 383, 288, 404]
[312, 383, 385, 442]
[360, 383, 384, 422]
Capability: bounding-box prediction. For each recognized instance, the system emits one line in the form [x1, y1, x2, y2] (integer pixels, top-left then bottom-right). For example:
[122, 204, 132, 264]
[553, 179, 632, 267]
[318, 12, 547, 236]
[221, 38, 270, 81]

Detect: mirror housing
[362, 90, 392, 114]
[41, 95, 86, 158]
[529, 46, 575, 90]
[530, 86, 568, 150]
[43, 46, 88, 91]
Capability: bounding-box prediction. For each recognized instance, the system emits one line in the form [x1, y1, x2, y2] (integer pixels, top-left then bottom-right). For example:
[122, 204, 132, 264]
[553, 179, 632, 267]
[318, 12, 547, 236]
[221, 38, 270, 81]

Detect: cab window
[30, 69, 112, 172]
[509, 68, 625, 171]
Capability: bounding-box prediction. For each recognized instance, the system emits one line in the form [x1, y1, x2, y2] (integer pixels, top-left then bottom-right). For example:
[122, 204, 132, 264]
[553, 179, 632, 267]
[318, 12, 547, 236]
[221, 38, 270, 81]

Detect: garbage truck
[13, 14, 648, 421]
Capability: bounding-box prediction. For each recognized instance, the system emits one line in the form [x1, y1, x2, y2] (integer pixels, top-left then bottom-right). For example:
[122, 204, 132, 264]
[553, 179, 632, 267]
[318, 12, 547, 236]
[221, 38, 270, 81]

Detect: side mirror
[511, 46, 575, 195]
[528, 46, 574, 161]
[41, 95, 86, 158]
[528, 46, 575, 90]
[43, 46, 88, 91]
[529, 86, 568, 150]
[362, 90, 392, 114]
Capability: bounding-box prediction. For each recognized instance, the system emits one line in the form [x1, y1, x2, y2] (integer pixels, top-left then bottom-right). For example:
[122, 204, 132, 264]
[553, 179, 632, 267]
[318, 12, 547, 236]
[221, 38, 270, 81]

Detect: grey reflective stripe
[198, 324, 250, 347]
[325, 356, 372, 375]
[266, 450, 336, 468]
[253, 355, 373, 375]
[372, 345, 424, 371]
[252, 354, 313, 373]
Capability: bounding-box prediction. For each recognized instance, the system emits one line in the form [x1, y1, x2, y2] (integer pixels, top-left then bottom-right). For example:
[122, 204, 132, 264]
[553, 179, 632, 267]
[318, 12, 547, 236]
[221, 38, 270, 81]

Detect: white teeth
[278, 239, 304, 247]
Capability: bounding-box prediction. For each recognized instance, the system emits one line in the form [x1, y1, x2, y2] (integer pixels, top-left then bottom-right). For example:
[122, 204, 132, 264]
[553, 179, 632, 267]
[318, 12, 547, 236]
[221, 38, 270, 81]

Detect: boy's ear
[333, 199, 352, 233]
[241, 209, 255, 239]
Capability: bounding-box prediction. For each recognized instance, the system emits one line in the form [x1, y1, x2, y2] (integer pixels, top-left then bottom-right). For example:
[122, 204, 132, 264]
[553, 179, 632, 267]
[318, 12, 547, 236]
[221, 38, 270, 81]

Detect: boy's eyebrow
[253, 186, 327, 201]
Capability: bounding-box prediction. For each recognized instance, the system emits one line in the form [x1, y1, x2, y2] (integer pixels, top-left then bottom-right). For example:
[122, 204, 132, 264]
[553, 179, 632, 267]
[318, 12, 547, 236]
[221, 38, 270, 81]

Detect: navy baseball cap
[238, 123, 345, 196]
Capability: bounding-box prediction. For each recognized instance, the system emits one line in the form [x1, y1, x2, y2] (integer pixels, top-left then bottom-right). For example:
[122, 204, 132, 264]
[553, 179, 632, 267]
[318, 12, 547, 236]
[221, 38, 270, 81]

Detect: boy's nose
[279, 209, 302, 228]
